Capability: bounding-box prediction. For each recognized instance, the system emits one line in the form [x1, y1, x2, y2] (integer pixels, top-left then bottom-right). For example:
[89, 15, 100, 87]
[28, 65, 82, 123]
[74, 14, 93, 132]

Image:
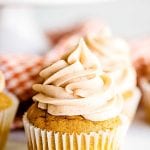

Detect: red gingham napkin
[0, 54, 45, 101]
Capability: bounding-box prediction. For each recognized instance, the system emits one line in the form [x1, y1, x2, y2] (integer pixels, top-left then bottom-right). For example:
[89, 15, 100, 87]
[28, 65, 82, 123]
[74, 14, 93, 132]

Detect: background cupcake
[23, 39, 128, 150]
[84, 29, 141, 123]
[0, 71, 19, 150]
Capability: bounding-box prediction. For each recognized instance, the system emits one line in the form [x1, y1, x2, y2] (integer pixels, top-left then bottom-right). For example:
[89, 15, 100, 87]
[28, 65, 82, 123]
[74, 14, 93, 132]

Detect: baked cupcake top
[85, 29, 137, 94]
[33, 39, 123, 122]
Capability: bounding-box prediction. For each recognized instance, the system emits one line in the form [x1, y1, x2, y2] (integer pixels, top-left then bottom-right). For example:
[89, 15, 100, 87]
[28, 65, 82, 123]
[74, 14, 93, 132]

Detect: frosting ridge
[33, 39, 123, 121]
[85, 30, 137, 94]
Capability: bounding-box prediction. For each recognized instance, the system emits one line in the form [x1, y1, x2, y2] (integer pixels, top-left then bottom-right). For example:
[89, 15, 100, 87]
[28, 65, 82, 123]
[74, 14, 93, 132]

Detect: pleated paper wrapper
[0, 91, 19, 150]
[23, 114, 128, 150]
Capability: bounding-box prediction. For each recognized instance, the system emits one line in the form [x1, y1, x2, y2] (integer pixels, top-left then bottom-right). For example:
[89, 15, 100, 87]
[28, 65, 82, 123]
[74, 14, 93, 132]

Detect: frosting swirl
[0, 71, 5, 92]
[85, 30, 137, 94]
[33, 39, 123, 121]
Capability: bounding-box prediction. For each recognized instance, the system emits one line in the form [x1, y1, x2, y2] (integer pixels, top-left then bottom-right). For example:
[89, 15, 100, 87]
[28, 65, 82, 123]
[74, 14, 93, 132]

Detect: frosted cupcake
[23, 39, 128, 150]
[85, 29, 141, 123]
[0, 71, 19, 150]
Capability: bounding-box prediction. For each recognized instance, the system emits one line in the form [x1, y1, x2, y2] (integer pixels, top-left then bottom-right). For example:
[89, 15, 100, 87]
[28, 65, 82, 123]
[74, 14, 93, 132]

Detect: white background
[0, 0, 150, 54]
[34, 0, 150, 38]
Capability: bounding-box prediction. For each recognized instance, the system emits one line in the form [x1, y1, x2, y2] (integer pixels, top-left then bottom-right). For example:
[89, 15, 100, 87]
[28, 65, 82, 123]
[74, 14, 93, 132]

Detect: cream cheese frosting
[33, 39, 123, 121]
[85, 29, 137, 94]
[0, 71, 5, 92]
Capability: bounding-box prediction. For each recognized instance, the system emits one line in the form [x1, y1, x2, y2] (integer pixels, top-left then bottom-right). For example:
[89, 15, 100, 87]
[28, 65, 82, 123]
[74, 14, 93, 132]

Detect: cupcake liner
[139, 78, 150, 121]
[0, 91, 19, 150]
[23, 114, 128, 150]
[123, 88, 141, 123]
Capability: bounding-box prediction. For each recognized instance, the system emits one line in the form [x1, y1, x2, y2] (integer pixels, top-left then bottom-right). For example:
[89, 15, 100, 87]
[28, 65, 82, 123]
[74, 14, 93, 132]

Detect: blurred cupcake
[131, 38, 150, 122]
[23, 39, 128, 150]
[0, 71, 19, 150]
[85, 28, 141, 123]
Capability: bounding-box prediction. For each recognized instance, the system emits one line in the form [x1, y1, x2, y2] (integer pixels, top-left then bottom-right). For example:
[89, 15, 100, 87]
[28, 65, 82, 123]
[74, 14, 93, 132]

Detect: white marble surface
[6, 110, 150, 150]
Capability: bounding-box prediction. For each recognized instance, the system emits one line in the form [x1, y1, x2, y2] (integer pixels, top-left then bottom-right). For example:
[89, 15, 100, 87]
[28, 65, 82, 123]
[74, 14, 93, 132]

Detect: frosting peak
[68, 39, 101, 69]
[33, 39, 123, 121]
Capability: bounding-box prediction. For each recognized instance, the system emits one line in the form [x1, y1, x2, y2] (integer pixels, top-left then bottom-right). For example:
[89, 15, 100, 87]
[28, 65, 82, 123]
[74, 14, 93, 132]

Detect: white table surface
[6, 110, 150, 150]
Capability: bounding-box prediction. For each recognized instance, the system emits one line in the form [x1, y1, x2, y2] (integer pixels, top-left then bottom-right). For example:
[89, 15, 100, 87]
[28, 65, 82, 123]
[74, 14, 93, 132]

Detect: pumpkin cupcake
[23, 39, 128, 150]
[0, 71, 19, 150]
[85, 29, 141, 123]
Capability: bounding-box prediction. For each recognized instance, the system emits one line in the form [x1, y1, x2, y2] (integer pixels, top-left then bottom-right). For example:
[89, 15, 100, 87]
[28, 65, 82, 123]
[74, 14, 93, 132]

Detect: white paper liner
[122, 88, 141, 123]
[0, 91, 19, 150]
[139, 78, 150, 120]
[23, 114, 128, 150]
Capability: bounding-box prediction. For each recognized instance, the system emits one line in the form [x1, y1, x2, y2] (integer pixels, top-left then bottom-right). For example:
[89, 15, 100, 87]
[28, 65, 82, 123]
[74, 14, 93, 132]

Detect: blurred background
[0, 0, 150, 54]
[36, 0, 150, 37]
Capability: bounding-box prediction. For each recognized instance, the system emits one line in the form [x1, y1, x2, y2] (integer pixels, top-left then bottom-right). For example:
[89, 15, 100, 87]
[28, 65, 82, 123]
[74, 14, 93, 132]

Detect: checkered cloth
[0, 54, 45, 101]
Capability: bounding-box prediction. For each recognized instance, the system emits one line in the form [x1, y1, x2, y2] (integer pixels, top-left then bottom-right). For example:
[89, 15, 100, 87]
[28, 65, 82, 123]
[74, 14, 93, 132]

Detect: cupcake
[131, 38, 150, 121]
[23, 39, 128, 150]
[84, 29, 141, 123]
[0, 71, 19, 150]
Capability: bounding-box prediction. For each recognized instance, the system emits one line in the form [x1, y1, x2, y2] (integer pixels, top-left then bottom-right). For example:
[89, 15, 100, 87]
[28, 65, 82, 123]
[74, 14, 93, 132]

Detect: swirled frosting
[33, 39, 123, 121]
[0, 71, 5, 92]
[85, 30, 137, 94]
